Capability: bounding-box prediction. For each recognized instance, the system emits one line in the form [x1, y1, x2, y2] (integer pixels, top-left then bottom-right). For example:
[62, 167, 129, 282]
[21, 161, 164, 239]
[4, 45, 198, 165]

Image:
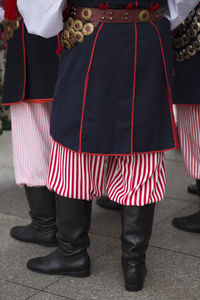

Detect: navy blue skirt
[51, 17, 177, 155]
[3, 20, 59, 105]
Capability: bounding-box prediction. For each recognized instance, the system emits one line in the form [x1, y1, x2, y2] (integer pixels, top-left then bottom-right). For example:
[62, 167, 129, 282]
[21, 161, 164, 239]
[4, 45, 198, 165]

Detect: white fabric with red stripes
[177, 105, 200, 179]
[48, 141, 166, 206]
[11, 102, 52, 187]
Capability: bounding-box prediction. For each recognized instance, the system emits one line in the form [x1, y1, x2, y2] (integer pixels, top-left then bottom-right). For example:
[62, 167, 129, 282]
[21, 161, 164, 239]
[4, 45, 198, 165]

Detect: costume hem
[51, 136, 177, 157]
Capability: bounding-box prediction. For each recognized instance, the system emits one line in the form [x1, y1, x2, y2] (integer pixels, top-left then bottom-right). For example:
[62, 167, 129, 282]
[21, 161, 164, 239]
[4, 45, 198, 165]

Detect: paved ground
[0, 131, 200, 300]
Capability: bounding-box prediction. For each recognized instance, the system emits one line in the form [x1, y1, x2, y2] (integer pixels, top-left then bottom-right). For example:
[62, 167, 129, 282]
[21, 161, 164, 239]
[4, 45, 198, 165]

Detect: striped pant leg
[106, 152, 166, 206]
[48, 141, 105, 200]
[11, 102, 52, 187]
[177, 105, 200, 178]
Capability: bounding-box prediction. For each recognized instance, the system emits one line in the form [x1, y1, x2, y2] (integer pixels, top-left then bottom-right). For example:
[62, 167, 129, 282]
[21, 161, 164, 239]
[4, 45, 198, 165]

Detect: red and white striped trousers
[11, 102, 52, 187]
[48, 141, 166, 206]
[177, 105, 200, 179]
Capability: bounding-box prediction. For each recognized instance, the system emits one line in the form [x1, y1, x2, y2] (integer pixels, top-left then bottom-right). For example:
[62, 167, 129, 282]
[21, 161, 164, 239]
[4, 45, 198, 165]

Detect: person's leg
[28, 195, 92, 276]
[10, 102, 57, 246]
[107, 152, 166, 291]
[11, 186, 57, 246]
[172, 105, 200, 232]
[27, 143, 105, 275]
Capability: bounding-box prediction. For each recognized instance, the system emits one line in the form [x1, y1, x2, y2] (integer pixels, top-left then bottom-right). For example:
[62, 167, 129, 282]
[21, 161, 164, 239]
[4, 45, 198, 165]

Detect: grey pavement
[0, 131, 200, 300]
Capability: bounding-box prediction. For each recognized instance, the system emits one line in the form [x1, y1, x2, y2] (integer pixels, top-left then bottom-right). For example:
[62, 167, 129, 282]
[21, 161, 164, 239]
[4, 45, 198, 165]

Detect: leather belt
[72, 6, 164, 25]
[61, 6, 164, 50]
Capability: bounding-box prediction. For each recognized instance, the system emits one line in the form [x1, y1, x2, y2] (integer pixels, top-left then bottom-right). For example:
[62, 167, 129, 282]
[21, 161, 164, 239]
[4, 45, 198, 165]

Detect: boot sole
[27, 266, 91, 277]
[10, 234, 58, 247]
[125, 283, 143, 292]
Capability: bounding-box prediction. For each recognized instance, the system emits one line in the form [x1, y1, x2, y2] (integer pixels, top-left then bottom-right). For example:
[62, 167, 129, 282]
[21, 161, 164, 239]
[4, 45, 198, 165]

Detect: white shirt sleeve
[0, 7, 4, 23]
[17, 0, 67, 38]
[166, 0, 200, 30]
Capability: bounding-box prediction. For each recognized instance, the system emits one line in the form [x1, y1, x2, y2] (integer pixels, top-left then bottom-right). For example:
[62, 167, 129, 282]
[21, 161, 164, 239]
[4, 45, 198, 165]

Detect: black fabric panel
[173, 51, 200, 105]
[24, 25, 59, 100]
[3, 21, 24, 103]
[132, 18, 175, 152]
[2, 21, 59, 104]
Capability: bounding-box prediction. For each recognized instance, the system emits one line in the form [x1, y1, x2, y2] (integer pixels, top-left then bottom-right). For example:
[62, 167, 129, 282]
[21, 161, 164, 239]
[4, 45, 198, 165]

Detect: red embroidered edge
[78, 23, 104, 152]
[175, 103, 200, 106]
[2, 98, 53, 106]
[131, 23, 138, 154]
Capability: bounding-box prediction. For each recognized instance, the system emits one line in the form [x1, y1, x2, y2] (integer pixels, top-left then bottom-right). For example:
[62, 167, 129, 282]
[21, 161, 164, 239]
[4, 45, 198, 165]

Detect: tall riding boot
[27, 195, 92, 277]
[187, 179, 200, 195]
[172, 180, 200, 233]
[121, 203, 155, 292]
[10, 186, 58, 247]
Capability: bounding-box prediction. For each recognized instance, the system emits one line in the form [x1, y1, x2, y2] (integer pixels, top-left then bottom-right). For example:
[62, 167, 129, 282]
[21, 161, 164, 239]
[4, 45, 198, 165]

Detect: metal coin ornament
[172, 5, 200, 61]
[61, 7, 95, 50]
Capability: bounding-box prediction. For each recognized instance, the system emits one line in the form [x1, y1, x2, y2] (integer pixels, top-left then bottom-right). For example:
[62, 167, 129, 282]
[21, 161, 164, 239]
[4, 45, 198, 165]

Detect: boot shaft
[55, 195, 92, 254]
[25, 186, 56, 219]
[121, 204, 155, 257]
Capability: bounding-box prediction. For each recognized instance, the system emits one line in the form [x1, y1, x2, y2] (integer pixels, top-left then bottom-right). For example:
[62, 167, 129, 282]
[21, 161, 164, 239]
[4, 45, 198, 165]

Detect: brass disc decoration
[75, 31, 84, 43]
[82, 23, 94, 36]
[81, 8, 92, 21]
[73, 20, 83, 31]
[61, 7, 95, 50]
[172, 5, 200, 62]
[139, 10, 150, 22]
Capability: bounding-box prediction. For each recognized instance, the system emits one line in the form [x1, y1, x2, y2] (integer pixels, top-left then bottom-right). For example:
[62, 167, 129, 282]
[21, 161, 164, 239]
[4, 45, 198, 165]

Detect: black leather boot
[172, 211, 200, 233]
[121, 203, 155, 292]
[187, 180, 200, 195]
[27, 195, 92, 277]
[172, 180, 200, 233]
[10, 186, 58, 247]
[96, 196, 121, 211]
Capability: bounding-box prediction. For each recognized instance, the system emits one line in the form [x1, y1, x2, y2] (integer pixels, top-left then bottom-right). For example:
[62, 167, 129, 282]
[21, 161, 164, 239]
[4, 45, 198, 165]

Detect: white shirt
[17, 0, 200, 38]
[0, 7, 4, 23]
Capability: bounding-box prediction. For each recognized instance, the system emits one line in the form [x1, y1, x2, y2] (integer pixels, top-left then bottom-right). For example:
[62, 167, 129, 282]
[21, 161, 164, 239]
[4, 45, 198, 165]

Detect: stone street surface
[0, 131, 200, 300]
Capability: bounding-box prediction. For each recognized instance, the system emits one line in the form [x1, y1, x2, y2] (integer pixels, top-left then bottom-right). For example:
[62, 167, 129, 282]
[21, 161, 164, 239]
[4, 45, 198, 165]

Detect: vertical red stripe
[21, 20, 27, 101]
[131, 23, 138, 154]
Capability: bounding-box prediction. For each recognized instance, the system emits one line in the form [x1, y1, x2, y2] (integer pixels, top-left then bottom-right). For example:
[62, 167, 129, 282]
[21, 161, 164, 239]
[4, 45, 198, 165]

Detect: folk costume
[18, 0, 200, 292]
[2, 0, 59, 246]
[172, 4, 200, 233]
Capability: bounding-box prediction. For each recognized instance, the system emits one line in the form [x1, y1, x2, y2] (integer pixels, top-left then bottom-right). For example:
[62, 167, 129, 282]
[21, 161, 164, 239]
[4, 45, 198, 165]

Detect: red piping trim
[24, 98, 53, 103]
[175, 103, 200, 106]
[78, 23, 104, 153]
[131, 23, 138, 154]
[135, 1, 138, 8]
[2, 98, 53, 106]
[52, 136, 177, 157]
[150, 21, 179, 150]
[21, 20, 26, 102]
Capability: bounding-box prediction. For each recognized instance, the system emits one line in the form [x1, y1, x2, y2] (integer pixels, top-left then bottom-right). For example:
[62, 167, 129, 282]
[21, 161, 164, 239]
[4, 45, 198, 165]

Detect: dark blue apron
[51, 0, 178, 155]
